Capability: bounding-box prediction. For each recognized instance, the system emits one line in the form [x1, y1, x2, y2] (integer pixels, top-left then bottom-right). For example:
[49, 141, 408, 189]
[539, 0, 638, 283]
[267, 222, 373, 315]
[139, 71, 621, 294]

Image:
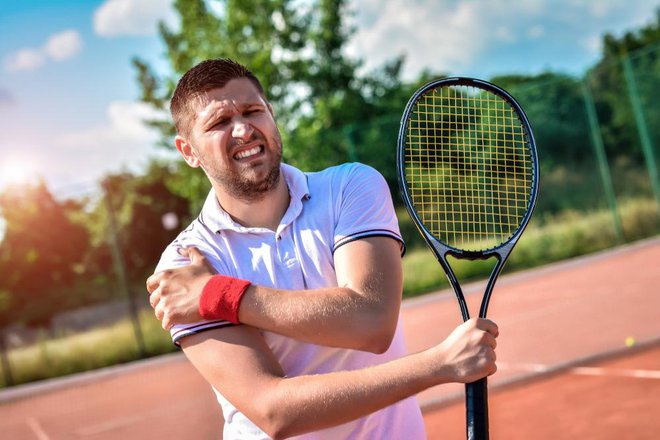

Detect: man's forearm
[181, 318, 498, 440]
[238, 284, 400, 352]
[269, 350, 436, 438]
[225, 347, 440, 439]
[235, 236, 404, 351]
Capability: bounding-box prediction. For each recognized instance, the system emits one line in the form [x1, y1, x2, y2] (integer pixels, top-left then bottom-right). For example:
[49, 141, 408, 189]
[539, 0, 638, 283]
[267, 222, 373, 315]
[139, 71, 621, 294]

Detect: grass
[0, 310, 174, 388]
[1, 197, 658, 389]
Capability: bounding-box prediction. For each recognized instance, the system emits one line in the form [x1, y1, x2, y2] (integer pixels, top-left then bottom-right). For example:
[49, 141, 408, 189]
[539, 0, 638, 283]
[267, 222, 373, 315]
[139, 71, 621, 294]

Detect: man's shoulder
[172, 214, 219, 247]
[155, 215, 222, 273]
[305, 162, 382, 185]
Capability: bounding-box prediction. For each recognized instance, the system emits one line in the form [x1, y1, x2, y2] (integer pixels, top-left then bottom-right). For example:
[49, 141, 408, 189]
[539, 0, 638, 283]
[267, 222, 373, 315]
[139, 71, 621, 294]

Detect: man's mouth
[233, 145, 263, 160]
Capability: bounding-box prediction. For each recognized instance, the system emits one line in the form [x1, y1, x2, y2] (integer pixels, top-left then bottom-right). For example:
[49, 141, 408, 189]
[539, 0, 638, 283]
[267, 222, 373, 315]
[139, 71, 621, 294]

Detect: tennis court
[1, 237, 658, 439]
[424, 343, 660, 439]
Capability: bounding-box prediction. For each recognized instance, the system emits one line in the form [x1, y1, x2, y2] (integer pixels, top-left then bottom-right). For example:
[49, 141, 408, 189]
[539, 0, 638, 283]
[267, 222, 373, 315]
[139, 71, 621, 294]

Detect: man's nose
[232, 118, 253, 140]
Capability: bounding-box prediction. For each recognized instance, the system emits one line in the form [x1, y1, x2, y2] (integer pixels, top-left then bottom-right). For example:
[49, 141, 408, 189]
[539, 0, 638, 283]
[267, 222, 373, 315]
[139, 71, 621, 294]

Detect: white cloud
[44, 30, 83, 61]
[94, 0, 178, 37]
[348, 0, 489, 78]
[4, 48, 46, 72]
[49, 101, 176, 186]
[528, 25, 545, 39]
[57, 101, 166, 148]
[348, 0, 556, 78]
[4, 29, 82, 72]
[495, 26, 516, 43]
[348, 0, 660, 80]
[573, 0, 625, 19]
[580, 35, 602, 57]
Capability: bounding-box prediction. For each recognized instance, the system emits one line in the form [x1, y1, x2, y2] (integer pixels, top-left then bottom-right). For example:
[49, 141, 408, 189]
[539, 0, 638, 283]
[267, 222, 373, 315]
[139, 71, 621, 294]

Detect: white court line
[75, 415, 145, 437]
[26, 417, 50, 440]
[498, 362, 551, 373]
[570, 366, 660, 380]
[498, 362, 660, 380]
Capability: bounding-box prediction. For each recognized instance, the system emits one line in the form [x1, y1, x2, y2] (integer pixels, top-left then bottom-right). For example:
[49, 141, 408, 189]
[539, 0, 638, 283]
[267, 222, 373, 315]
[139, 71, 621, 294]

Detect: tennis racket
[397, 77, 539, 440]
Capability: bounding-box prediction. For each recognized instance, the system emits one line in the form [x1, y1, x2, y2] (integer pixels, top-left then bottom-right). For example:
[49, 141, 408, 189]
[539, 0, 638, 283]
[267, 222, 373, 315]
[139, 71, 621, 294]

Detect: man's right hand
[146, 247, 217, 329]
[430, 318, 499, 384]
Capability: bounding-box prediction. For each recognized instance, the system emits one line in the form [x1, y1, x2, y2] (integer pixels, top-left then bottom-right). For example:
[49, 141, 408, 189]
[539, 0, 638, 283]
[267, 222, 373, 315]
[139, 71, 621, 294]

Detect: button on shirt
[156, 162, 425, 440]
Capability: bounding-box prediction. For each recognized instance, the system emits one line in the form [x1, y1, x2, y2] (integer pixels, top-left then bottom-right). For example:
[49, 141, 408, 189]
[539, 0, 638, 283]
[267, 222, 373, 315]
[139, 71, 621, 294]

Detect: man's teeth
[234, 146, 261, 159]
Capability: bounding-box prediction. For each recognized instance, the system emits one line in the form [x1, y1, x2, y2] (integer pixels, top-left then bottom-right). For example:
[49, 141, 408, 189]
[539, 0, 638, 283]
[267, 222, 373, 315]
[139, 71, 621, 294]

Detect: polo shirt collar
[199, 163, 310, 233]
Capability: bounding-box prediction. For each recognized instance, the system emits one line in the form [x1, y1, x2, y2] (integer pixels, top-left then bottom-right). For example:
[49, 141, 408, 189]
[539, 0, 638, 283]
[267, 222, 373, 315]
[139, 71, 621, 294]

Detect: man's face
[183, 78, 283, 201]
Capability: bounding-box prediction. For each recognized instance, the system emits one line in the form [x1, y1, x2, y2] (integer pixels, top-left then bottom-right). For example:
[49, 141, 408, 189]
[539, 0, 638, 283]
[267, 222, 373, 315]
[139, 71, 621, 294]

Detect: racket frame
[397, 76, 539, 320]
[396, 77, 539, 440]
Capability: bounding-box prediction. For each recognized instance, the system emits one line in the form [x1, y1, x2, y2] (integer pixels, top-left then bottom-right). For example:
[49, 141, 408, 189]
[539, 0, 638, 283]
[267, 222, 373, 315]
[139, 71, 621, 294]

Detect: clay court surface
[1, 237, 659, 439]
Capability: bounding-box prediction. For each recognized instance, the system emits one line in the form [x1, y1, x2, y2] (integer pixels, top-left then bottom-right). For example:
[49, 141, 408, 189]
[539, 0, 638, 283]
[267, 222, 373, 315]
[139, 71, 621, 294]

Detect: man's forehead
[193, 78, 265, 111]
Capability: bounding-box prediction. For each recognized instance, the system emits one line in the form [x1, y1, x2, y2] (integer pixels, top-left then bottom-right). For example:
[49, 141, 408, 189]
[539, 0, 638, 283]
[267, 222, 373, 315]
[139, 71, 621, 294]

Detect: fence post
[0, 330, 13, 386]
[580, 79, 624, 242]
[621, 55, 660, 210]
[103, 190, 147, 358]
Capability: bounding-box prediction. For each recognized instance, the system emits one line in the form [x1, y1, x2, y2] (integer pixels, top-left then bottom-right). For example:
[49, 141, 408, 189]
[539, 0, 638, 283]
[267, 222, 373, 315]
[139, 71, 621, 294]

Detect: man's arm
[147, 236, 403, 353]
[180, 317, 498, 440]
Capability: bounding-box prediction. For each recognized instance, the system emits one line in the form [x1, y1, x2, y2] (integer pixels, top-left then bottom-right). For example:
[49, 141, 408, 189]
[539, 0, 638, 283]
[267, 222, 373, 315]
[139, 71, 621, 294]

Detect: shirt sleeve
[332, 163, 405, 255]
[154, 225, 236, 346]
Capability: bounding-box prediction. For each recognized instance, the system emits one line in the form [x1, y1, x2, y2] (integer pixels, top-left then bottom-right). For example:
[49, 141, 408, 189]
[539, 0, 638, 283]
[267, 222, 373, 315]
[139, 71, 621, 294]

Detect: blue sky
[0, 0, 658, 196]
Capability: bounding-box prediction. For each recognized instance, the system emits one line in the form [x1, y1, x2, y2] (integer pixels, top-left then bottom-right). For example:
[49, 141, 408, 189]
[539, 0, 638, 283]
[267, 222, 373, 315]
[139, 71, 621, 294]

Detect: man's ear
[175, 135, 201, 168]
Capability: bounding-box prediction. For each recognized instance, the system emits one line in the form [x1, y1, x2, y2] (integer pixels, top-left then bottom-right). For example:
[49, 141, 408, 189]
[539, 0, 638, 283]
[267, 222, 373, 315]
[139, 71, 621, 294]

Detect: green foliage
[491, 73, 592, 167]
[0, 162, 192, 331]
[0, 182, 92, 327]
[586, 10, 660, 163]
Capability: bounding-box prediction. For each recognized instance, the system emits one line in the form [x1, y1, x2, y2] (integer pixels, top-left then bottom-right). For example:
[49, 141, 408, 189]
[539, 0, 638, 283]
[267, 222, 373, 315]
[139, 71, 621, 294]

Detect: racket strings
[404, 85, 533, 251]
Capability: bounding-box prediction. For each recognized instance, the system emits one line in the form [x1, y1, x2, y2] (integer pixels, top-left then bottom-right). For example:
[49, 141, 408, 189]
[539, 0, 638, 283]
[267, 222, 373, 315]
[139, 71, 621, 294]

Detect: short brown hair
[170, 58, 265, 137]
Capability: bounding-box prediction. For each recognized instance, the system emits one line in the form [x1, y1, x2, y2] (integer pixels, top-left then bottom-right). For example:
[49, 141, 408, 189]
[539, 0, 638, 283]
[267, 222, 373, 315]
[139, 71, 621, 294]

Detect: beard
[199, 130, 283, 202]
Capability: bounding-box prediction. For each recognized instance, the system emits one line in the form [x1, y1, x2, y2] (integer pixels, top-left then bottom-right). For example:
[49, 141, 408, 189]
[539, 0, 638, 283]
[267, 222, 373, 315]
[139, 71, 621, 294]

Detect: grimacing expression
[186, 78, 283, 201]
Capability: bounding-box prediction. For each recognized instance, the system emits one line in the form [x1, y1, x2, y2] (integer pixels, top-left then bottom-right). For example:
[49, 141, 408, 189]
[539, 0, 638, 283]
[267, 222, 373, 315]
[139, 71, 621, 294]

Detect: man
[147, 58, 498, 439]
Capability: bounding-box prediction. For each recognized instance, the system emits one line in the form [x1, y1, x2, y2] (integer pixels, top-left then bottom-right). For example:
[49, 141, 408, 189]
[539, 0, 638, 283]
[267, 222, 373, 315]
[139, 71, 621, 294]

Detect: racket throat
[439, 252, 507, 320]
[438, 255, 471, 321]
[479, 256, 507, 318]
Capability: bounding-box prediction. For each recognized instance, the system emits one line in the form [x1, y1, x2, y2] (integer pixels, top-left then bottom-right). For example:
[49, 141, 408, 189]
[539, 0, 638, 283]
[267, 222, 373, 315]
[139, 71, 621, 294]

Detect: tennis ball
[625, 336, 636, 348]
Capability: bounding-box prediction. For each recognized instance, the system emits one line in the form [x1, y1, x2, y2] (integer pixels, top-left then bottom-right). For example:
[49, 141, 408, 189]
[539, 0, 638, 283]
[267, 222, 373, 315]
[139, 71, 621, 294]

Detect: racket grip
[466, 377, 489, 440]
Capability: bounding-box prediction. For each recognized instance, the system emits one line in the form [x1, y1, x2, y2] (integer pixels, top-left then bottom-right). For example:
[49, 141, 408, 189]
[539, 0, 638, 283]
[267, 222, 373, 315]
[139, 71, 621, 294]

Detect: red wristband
[199, 274, 252, 324]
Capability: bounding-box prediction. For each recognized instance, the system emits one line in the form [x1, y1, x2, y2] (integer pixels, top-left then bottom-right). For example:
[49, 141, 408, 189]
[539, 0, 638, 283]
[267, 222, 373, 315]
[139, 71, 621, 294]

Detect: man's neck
[213, 175, 290, 231]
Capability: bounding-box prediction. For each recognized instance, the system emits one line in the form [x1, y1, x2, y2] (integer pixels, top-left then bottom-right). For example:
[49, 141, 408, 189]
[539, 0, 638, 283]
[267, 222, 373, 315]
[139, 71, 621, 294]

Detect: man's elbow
[261, 419, 290, 440]
[356, 292, 400, 354]
[355, 309, 397, 354]
[362, 325, 396, 354]
[253, 401, 304, 440]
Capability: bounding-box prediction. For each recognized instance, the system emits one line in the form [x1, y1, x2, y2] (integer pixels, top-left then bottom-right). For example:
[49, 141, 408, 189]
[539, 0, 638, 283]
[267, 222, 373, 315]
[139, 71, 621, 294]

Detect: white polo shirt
[156, 162, 426, 440]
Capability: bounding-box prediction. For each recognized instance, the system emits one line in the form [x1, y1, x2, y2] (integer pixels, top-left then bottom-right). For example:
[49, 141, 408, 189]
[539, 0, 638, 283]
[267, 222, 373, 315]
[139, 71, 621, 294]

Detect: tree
[0, 182, 92, 327]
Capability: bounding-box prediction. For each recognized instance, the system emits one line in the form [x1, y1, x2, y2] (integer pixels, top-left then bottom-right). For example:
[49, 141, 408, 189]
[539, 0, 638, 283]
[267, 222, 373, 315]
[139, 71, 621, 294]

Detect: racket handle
[466, 377, 489, 440]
